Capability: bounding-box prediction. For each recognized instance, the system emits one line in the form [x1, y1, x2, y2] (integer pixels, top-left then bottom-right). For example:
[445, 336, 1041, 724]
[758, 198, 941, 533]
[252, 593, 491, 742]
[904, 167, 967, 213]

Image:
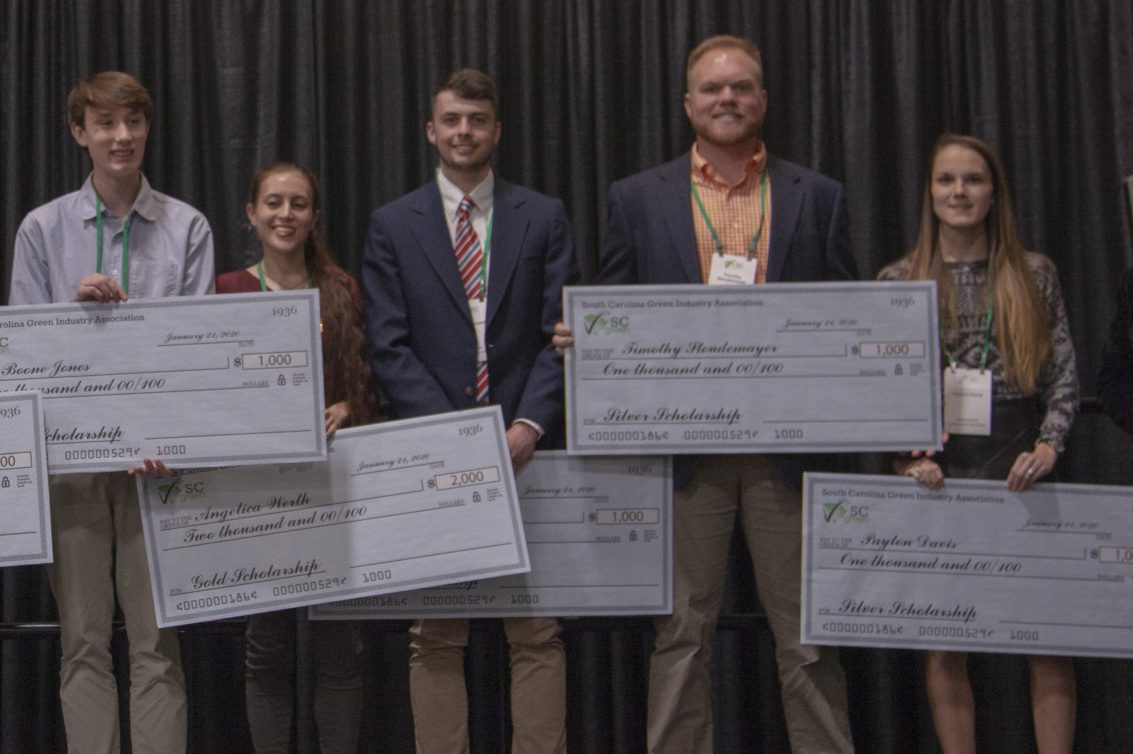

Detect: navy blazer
[596, 151, 859, 487]
[363, 178, 577, 445]
[598, 152, 856, 285]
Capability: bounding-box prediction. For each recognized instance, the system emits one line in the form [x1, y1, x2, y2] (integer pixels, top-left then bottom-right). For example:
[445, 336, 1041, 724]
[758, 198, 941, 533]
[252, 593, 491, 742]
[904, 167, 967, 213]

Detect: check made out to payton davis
[0, 391, 52, 565]
[802, 472, 1133, 658]
[310, 451, 672, 619]
[137, 406, 529, 627]
[564, 282, 942, 454]
[0, 291, 326, 473]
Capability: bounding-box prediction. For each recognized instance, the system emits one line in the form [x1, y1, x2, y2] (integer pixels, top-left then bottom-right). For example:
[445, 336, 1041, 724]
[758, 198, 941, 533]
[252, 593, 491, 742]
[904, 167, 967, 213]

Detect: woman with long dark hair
[880, 134, 1078, 753]
[217, 162, 374, 753]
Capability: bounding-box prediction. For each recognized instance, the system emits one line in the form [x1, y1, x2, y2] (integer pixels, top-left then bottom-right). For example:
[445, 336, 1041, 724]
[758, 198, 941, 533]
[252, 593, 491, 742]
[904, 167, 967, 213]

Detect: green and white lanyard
[943, 296, 994, 372]
[95, 195, 129, 295]
[256, 260, 311, 291]
[690, 166, 768, 259]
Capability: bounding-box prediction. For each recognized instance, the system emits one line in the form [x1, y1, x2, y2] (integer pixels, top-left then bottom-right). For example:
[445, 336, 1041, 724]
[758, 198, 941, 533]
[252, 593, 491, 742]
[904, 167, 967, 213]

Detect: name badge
[943, 366, 992, 436]
[708, 253, 757, 285]
[469, 297, 488, 363]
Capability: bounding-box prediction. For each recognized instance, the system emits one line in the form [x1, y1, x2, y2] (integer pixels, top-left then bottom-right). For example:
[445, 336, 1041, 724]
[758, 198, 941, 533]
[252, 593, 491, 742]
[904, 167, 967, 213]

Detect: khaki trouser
[647, 456, 854, 754]
[409, 617, 566, 754]
[47, 472, 187, 754]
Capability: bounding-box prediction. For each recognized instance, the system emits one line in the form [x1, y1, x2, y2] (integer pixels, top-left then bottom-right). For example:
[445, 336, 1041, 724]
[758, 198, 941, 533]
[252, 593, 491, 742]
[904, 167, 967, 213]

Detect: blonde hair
[686, 35, 763, 88]
[903, 134, 1049, 393]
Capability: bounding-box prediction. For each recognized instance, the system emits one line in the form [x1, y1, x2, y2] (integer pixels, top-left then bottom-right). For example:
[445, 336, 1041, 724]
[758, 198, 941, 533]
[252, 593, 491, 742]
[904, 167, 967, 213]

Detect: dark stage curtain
[3, 1, 1133, 751]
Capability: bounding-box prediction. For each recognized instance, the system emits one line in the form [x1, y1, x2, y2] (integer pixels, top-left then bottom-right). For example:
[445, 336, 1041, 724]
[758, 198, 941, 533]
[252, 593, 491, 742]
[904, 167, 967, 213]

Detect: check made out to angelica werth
[0, 391, 52, 565]
[309, 451, 672, 620]
[802, 473, 1133, 658]
[563, 282, 942, 454]
[0, 291, 326, 473]
[136, 406, 530, 627]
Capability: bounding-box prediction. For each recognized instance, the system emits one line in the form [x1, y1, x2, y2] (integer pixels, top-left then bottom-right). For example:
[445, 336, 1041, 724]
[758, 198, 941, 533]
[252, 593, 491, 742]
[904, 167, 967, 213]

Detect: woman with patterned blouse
[878, 134, 1078, 754]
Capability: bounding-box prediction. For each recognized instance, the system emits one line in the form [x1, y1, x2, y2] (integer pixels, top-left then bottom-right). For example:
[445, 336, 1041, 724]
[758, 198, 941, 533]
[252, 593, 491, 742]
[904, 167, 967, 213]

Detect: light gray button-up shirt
[9, 173, 215, 304]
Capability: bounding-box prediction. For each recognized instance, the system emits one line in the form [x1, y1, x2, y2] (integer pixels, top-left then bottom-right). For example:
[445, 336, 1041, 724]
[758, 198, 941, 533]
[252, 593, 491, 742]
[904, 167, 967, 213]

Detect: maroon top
[215, 268, 362, 410]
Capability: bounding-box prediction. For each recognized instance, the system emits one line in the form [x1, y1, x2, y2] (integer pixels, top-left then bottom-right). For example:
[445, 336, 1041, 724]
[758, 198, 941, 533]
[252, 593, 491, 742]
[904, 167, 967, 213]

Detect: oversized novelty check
[137, 406, 529, 627]
[564, 283, 941, 454]
[311, 452, 672, 619]
[0, 391, 52, 565]
[803, 473, 1133, 658]
[0, 292, 325, 473]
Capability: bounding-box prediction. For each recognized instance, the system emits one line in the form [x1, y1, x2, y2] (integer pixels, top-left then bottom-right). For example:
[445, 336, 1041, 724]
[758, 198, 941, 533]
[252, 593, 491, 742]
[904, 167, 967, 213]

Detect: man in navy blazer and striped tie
[363, 68, 577, 754]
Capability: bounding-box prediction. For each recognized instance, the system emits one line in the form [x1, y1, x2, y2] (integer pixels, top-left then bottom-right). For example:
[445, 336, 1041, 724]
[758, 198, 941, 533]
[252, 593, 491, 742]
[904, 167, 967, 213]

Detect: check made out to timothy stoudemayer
[310, 452, 671, 620]
[137, 406, 529, 627]
[564, 283, 941, 454]
[0, 291, 326, 473]
[0, 391, 52, 565]
[802, 473, 1133, 658]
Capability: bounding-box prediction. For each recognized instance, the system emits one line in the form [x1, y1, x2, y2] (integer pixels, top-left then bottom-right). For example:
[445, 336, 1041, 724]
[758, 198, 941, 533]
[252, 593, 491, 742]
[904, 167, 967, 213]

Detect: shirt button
[464, 386, 475, 397]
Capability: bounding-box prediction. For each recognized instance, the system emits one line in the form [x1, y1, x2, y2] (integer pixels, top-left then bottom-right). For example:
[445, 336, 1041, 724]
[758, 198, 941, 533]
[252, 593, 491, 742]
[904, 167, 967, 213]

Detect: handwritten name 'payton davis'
[858, 532, 959, 551]
[189, 558, 321, 589]
[840, 598, 977, 623]
[1, 360, 91, 379]
[603, 406, 742, 426]
[620, 341, 779, 359]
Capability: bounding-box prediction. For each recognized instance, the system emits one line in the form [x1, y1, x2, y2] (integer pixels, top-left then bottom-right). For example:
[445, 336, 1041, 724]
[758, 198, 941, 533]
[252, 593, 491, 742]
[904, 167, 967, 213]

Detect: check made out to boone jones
[564, 282, 942, 454]
[0, 291, 326, 473]
[310, 451, 672, 619]
[802, 473, 1133, 658]
[0, 391, 52, 565]
[137, 406, 529, 627]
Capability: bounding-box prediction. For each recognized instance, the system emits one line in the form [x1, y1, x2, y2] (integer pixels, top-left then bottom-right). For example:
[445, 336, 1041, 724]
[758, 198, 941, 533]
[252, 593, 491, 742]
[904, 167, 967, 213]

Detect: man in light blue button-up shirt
[9, 71, 213, 754]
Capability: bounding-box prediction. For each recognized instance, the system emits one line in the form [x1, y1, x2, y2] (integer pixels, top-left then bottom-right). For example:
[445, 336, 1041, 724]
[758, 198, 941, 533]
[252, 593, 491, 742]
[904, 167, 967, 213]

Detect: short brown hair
[67, 71, 153, 129]
[686, 35, 763, 88]
[432, 69, 499, 118]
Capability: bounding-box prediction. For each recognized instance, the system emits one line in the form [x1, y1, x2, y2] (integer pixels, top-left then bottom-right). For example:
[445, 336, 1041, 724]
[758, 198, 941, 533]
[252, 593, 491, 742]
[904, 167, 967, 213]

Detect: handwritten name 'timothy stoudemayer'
[619, 341, 778, 359]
